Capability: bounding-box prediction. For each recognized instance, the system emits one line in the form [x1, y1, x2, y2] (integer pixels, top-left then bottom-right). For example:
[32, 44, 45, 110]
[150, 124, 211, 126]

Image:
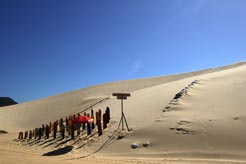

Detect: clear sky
[1, 0, 245, 103]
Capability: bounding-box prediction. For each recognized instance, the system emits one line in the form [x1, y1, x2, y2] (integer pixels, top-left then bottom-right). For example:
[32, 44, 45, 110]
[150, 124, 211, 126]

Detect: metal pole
[117, 117, 122, 130]
[121, 99, 124, 130]
[123, 113, 130, 131]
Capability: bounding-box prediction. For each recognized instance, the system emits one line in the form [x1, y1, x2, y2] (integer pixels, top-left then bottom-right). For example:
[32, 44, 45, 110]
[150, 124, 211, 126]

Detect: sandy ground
[1, 62, 246, 164]
[1, 133, 245, 164]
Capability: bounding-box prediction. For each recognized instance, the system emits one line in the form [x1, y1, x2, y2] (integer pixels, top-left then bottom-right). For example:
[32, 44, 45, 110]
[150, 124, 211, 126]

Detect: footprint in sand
[163, 80, 201, 112]
[170, 120, 196, 135]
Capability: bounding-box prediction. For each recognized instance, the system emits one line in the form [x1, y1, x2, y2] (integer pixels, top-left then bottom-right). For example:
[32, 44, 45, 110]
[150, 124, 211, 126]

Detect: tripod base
[117, 113, 130, 132]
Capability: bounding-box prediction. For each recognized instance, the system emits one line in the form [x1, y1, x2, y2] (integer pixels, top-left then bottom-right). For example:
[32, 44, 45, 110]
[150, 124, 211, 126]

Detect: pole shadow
[42, 146, 73, 156]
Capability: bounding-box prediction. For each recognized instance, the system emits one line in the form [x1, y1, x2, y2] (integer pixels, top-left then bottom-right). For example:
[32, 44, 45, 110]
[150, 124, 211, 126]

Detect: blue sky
[1, 0, 245, 103]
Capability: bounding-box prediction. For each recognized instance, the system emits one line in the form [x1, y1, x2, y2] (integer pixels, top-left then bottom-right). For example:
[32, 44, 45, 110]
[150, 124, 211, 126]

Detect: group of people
[18, 107, 111, 141]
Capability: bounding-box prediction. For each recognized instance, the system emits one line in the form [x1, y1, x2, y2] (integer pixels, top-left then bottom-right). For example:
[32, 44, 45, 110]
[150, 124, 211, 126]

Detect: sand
[1, 62, 246, 164]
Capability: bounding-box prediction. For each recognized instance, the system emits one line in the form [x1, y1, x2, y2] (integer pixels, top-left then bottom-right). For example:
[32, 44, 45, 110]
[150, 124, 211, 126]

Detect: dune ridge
[1, 62, 246, 164]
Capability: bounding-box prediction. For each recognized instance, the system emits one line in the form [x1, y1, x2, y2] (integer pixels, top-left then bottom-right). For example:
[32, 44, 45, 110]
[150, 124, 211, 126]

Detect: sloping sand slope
[0, 62, 246, 164]
[99, 62, 246, 159]
[0, 62, 245, 132]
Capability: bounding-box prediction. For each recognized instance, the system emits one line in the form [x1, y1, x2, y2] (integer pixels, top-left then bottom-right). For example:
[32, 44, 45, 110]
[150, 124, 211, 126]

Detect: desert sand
[1, 62, 246, 164]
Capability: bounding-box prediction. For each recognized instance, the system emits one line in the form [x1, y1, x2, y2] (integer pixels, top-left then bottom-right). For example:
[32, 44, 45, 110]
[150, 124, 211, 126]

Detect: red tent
[72, 116, 93, 124]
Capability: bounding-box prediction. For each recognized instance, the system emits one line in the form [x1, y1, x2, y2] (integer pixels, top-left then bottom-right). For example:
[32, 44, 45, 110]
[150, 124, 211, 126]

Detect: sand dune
[1, 62, 246, 164]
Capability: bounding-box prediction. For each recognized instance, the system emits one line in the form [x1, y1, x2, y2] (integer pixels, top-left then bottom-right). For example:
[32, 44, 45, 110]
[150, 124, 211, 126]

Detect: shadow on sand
[42, 146, 73, 156]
